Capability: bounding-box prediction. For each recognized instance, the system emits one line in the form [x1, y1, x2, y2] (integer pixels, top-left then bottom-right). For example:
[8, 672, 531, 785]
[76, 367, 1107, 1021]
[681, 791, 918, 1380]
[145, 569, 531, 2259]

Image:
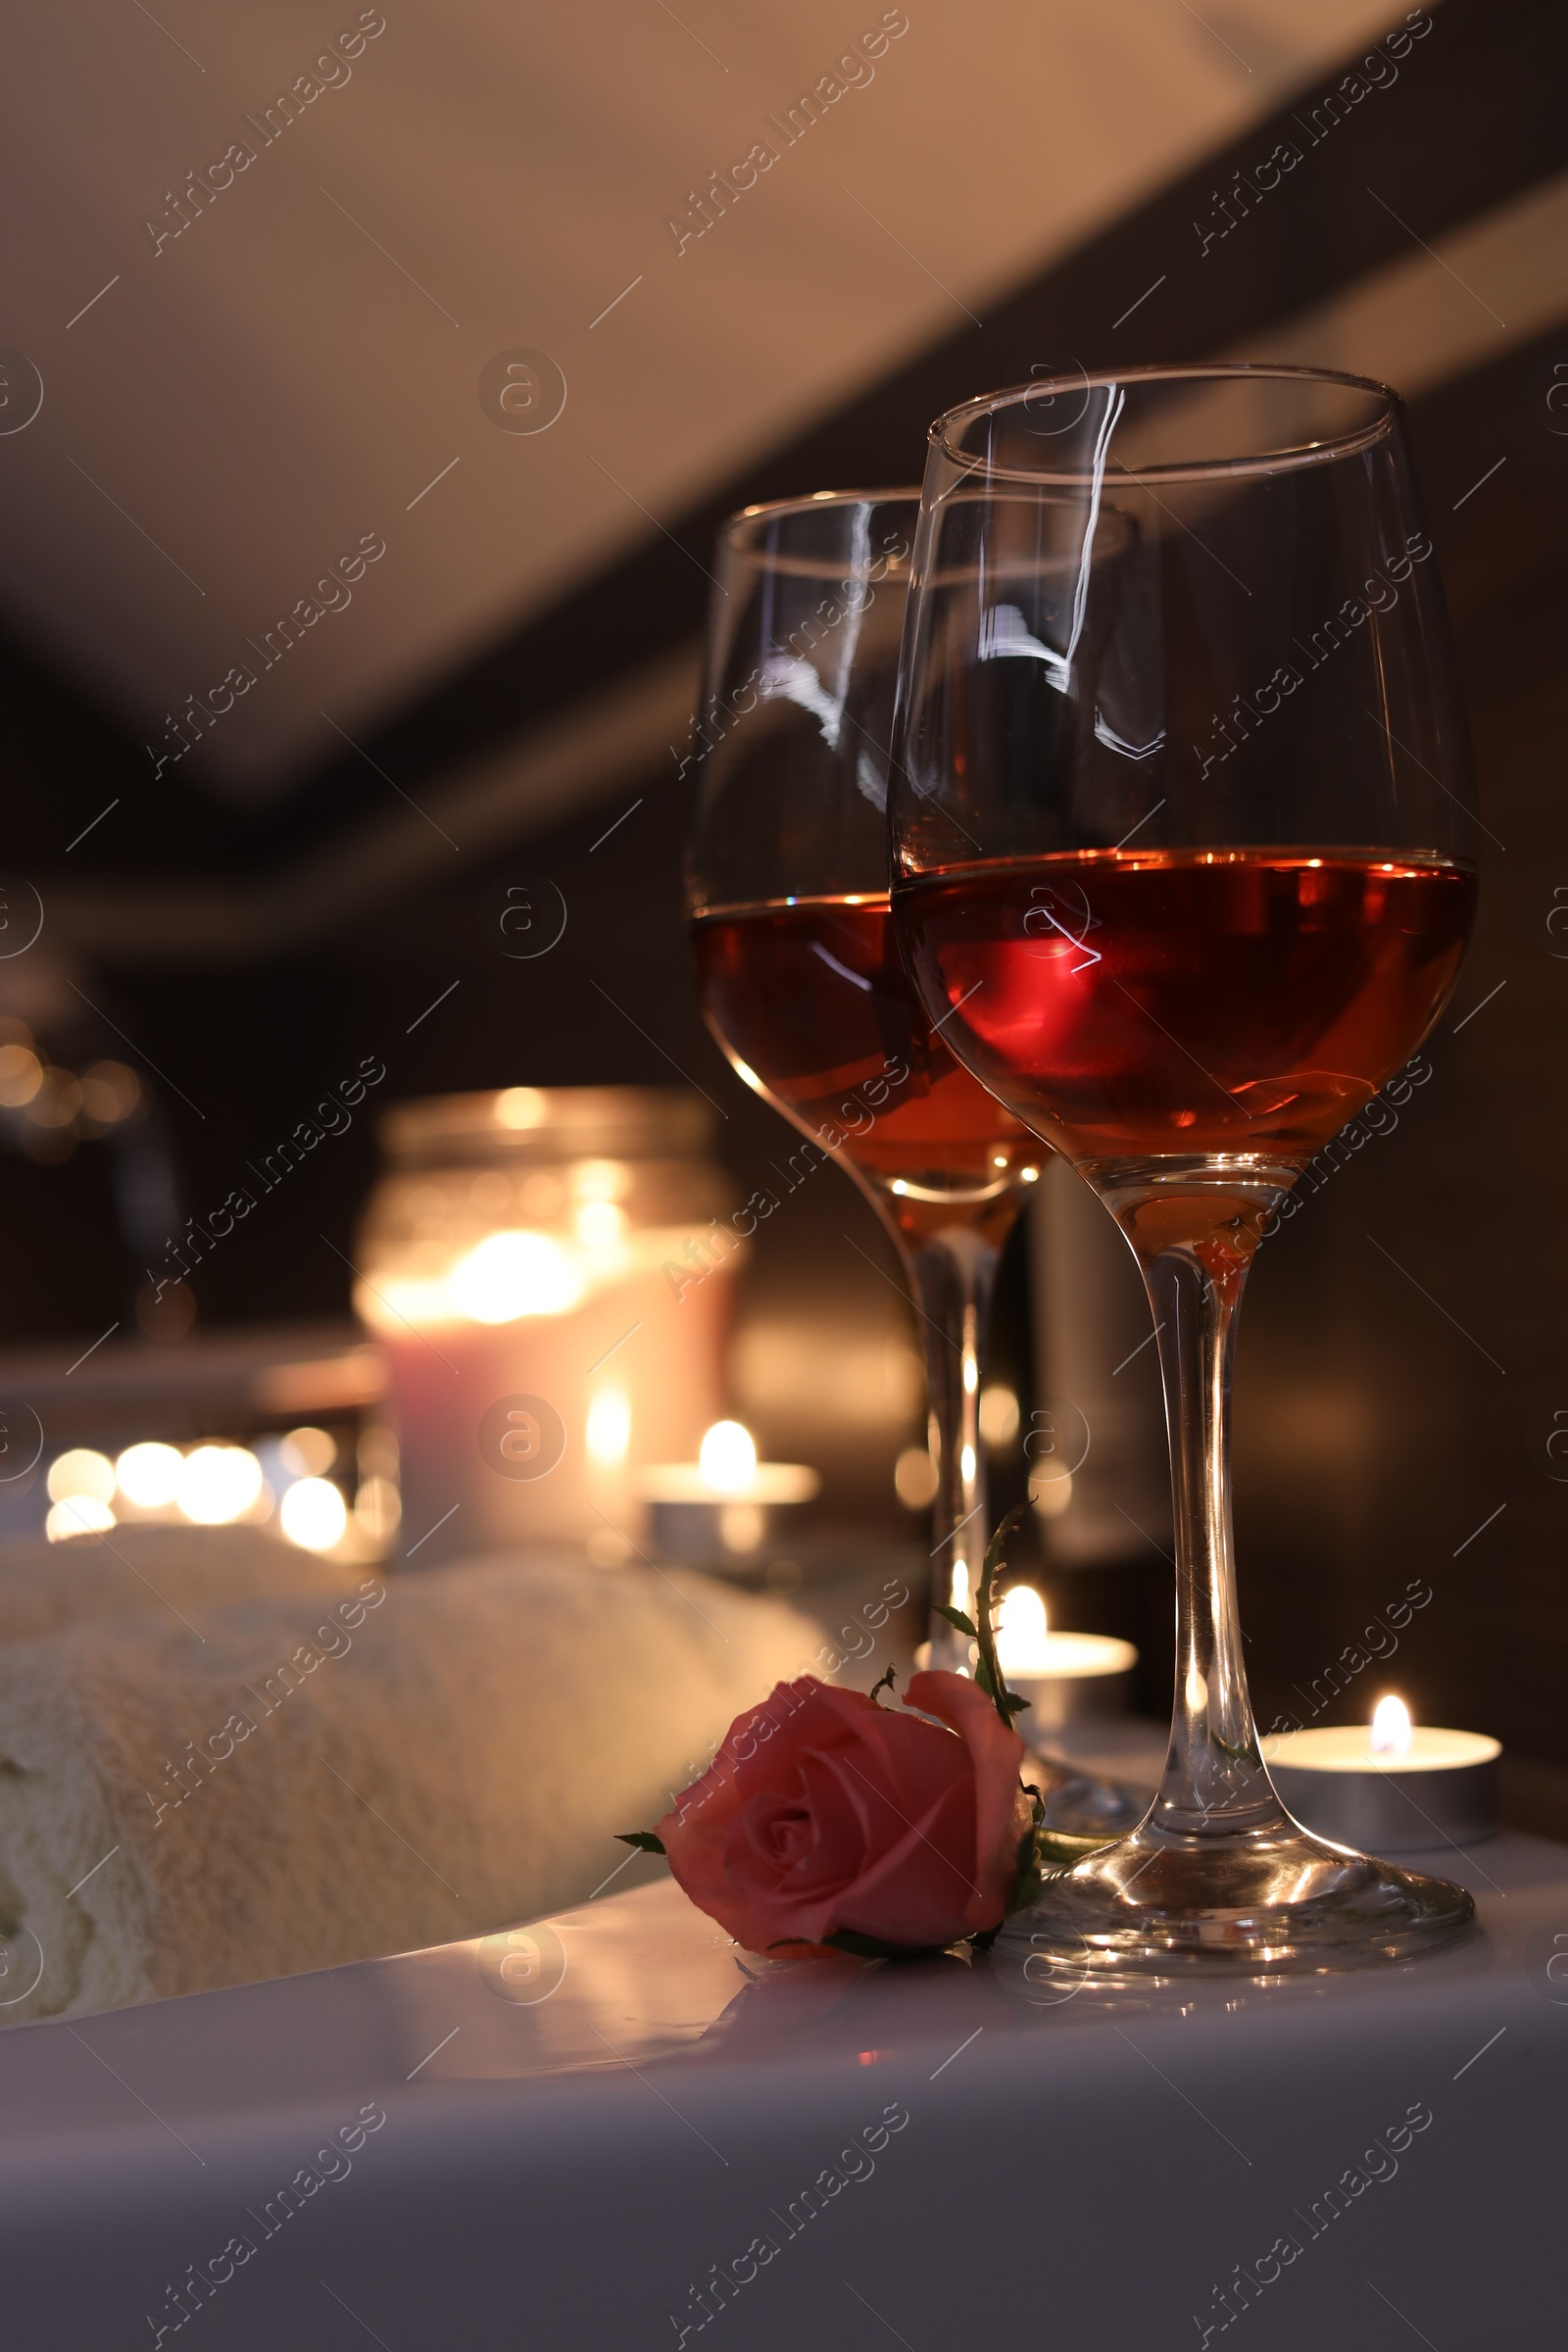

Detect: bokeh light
[279, 1426, 336, 1478]
[46, 1495, 116, 1542]
[115, 1442, 184, 1509]
[978, 1386, 1020, 1447]
[279, 1477, 348, 1550]
[894, 1446, 939, 1508]
[177, 1445, 265, 1526]
[0, 1043, 42, 1107]
[47, 1449, 117, 1505]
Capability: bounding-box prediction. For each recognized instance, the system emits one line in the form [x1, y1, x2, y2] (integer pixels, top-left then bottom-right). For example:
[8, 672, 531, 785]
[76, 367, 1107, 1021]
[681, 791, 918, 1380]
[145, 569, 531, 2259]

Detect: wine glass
[889, 367, 1480, 1976]
[684, 491, 1043, 1673]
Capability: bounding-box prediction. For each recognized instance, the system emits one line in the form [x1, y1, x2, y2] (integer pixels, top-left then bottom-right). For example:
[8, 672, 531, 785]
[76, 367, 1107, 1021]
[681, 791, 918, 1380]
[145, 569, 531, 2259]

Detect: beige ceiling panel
[0, 0, 1422, 794]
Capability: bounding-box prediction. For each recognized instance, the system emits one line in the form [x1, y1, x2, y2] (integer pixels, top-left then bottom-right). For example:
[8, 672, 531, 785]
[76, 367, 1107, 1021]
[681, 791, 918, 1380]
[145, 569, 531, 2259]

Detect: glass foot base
[996, 1816, 1476, 1986]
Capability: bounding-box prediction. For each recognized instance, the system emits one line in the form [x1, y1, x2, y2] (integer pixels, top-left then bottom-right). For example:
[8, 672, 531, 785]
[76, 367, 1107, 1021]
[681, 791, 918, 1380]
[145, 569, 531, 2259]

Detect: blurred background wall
[0, 0, 1564, 1794]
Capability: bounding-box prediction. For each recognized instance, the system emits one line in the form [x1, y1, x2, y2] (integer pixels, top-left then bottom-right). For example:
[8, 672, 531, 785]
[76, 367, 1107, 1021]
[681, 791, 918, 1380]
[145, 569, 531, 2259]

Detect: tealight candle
[1262, 1695, 1500, 1852]
[993, 1586, 1139, 1734]
[638, 1421, 819, 1568]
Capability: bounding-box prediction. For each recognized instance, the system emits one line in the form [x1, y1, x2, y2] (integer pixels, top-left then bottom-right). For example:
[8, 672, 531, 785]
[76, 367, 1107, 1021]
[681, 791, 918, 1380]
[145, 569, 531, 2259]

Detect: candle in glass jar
[355, 1088, 737, 1567]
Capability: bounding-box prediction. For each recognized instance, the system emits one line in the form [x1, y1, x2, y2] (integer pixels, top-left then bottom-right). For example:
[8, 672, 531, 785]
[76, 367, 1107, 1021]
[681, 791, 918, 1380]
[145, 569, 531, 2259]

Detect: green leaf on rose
[973, 1660, 1029, 1723]
[935, 1603, 978, 1639]
[616, 1831, 666, 1854]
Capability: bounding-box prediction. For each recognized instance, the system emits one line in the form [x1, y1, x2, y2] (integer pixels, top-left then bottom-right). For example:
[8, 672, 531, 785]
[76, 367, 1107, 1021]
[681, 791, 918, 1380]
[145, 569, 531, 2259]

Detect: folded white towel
[0, 1552, 813, 2024]
[0, 1523, 363, 1643]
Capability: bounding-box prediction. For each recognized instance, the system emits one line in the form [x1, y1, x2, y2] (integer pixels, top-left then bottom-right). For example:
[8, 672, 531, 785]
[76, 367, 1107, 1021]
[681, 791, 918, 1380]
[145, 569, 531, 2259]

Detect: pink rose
[656, 1670, 1028, 1956]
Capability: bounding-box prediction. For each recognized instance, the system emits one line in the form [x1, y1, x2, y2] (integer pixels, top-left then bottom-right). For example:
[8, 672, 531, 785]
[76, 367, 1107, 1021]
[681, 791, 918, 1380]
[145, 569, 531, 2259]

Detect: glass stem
[900, 1224, 998, 1676]
[1136, 1236, 1280, 1838]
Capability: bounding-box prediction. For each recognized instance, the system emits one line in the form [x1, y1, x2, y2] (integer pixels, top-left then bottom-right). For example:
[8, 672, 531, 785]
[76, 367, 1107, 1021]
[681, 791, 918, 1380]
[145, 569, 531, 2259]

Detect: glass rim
[931, 363, 1402, 486]
[725, 485, 921, 545]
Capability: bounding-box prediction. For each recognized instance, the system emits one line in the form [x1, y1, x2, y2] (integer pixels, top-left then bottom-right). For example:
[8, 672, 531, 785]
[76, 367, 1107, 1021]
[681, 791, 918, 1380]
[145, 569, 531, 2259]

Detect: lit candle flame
[698, 1420, 757, 1494]
[449, 1229, 582, 1322]
[585, 1390, 631, 1464]
[996, 1584, 1050, 1674]
[1369, 1693, 1413, 1756]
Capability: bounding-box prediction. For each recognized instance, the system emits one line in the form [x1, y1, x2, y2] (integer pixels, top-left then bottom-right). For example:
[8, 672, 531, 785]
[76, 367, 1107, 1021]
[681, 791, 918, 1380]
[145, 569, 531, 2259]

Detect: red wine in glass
[896, 849, 1476, 1164]
[693, 893, 1038, 1249]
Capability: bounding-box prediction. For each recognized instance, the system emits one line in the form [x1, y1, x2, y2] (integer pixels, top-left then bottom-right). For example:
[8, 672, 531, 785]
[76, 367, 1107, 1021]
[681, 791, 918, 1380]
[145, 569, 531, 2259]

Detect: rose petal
[833, 1773, 991, 1947]
[905, 1670, 1027, 1927]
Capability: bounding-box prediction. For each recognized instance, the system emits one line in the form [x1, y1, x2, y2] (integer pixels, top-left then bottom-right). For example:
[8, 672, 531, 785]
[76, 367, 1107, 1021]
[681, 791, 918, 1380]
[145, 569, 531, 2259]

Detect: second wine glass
[684, 491, 1042, 1668]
